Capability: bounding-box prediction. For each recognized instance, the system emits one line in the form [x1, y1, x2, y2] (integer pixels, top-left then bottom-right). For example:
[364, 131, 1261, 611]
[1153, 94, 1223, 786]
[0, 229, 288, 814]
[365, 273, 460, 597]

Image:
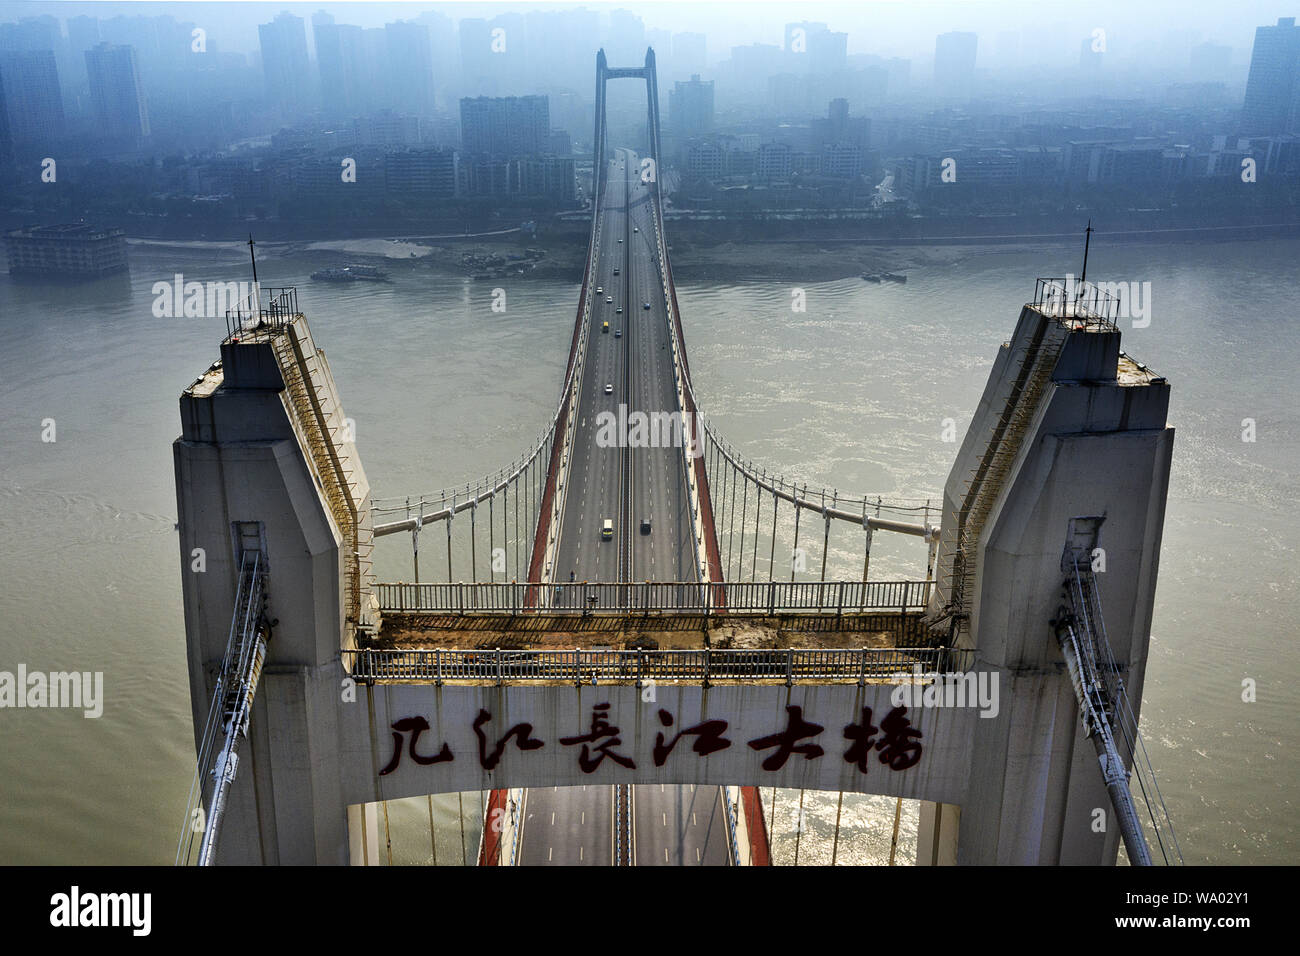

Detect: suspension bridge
[172, 49, 1180, 866]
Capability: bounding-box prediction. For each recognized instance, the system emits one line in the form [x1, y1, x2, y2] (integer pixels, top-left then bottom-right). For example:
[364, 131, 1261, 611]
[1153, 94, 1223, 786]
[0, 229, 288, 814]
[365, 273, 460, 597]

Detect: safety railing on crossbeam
[375, 579, 931, 614]
[343, 645, 970, 684]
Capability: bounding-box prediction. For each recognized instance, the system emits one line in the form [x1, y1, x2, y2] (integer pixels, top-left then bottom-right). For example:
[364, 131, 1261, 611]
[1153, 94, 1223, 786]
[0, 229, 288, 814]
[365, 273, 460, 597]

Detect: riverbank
[120, 218, 1300, 285]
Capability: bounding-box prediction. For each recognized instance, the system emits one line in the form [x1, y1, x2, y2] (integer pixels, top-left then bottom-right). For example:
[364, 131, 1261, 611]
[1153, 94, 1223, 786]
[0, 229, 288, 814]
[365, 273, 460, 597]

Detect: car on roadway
[604, 383, 613, 394]
[596, 286, 603, 294]
[615, 329, 622, 337]
[643, 302, 651, 310]
[618, 238, 623, 243]
[602, 519, 613, 540]
[606, 296, 613, 303]
[616, 307, 623, 314]
[634, 226, 639, 232]
[640, 518, 652, 535]
[614, 268, 620, 276]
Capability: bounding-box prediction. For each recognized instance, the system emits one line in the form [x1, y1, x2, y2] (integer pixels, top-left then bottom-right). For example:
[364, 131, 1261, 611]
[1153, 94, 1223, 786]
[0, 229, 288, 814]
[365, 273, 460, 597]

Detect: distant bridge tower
[592, 48, 663, 203]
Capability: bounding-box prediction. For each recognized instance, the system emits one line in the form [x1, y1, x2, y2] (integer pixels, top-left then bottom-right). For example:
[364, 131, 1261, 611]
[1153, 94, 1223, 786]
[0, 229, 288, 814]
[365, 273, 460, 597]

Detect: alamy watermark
[0, 665, 103, 718]
[152, 274, 255, 318]
[889, 665, 999, 718]
[595, 404, 704, 459]
[50, 886, 150, 936]
[1053, 272, 1152, 328]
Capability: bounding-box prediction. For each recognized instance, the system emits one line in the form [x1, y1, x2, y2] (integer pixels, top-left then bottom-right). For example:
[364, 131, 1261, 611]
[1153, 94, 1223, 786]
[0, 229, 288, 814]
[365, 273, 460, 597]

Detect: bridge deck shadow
[365, 611, 928, 652]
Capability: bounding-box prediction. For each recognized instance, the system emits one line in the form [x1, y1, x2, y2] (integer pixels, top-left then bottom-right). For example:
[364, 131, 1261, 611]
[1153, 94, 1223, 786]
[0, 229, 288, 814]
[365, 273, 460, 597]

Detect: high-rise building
[459, 18, 494, 93]
[258, 11, 312, 112]
[934, 31, 978, 91]
[686, 141, 723, 180]
[784, 21, 846, 73]
[821, 142, 864, 178]
[416, 9, 457, 89]
[315, 22, 365, 117]
[385, 21, 435, 117]
[360, 28, 389, 112]
[0, 49, 64, 151]
[729, 43, 783, 90]
[459, 95, 549, 158]
[0, 68, 12, 168]
[65, 16, 101, 86]
[1241, 17, 1300, 135]
[85, 43, 149, 145]
[0, 17, 61, 55]
[812, 98, 870, 148]
[354, 110, 421, 146]
[385, 146, 458, 197]
[669, 74, 713, 137]
[758, 141, 792, 179]
[785, 21, 827, 54]
[606, 10, 645, 65]
[524, 9, 599, 94]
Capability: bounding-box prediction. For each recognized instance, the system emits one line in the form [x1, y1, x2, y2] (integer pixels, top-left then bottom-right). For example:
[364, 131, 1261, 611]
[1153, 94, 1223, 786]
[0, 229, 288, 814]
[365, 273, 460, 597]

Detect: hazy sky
[0, 0, 1293, 64]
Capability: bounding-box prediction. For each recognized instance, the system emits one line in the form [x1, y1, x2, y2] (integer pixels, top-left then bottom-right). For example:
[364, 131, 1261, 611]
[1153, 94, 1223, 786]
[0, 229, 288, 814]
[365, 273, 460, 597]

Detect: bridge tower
[174, 292, 379, 864]
[919, 283, 1174, 864]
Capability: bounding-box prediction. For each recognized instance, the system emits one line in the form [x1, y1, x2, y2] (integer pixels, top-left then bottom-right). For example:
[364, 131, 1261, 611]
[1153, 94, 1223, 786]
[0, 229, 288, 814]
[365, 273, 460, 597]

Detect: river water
[0, 237, 1295, 864]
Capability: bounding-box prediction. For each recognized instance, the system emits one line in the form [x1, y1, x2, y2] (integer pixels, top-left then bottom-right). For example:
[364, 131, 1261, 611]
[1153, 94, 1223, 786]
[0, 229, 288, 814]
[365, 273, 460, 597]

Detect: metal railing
[224, 286, 299, 339]
[1032, 277, 1119, 331]
[343, 645, 971, 684]
[723, 787, 743, 866]
[375, 579, 931, 615]
[614, 784, 629, 866]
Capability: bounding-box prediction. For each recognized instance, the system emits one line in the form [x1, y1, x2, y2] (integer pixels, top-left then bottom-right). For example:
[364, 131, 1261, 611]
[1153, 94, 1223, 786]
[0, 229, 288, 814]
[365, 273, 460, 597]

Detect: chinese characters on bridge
[379, 703, 922, 777]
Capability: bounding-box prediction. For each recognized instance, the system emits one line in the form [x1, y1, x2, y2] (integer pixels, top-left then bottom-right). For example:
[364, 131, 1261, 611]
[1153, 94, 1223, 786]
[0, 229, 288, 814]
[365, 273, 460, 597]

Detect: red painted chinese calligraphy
[379, 715, 453, 776]
[559, 702, 636, 772]
[473, 708, 545, 770]
[747, 705, 825, 771]
[652, 709, 731, 766]
[844, 705, 923, 772]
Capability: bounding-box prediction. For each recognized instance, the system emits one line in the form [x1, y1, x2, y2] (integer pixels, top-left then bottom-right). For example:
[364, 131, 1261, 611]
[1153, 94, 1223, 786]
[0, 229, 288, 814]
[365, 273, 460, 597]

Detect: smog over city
[0, 0, 1290, 937]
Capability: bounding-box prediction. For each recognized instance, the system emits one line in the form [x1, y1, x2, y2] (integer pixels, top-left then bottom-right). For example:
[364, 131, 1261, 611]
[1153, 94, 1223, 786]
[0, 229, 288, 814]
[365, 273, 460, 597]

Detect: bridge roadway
[515, 148, 729, 866]
[549, 147, 697, 589]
